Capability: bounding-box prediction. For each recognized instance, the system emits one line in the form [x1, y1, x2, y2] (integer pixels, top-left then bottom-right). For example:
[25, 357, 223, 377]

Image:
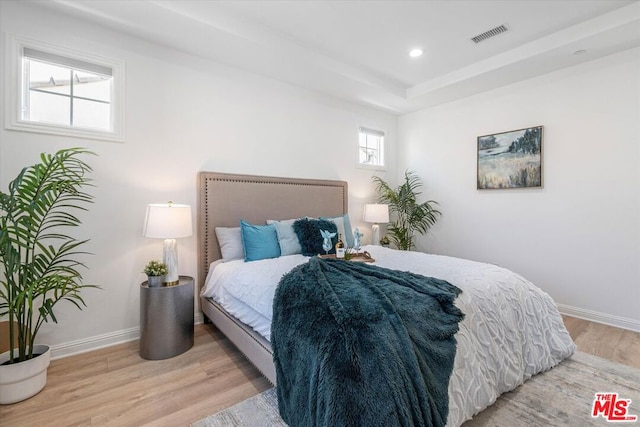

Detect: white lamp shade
[143, 203, 193, 238]
[363, 204, 389, 224]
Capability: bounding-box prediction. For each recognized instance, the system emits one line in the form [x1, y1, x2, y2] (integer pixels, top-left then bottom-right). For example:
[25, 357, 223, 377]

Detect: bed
[197, 172, 349, 384]
[197, 171, 576, 426]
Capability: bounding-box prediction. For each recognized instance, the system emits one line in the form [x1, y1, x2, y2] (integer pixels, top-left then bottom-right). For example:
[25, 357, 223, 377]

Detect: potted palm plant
[372, 170, 441, 250]
[0, 148, 97, 404]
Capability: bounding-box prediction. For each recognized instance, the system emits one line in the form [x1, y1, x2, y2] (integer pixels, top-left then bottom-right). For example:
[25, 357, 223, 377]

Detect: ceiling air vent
[471, 24, 509, 44]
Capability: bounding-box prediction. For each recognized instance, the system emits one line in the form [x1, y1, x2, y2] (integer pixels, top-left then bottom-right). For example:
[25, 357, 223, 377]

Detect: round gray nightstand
[139, 275, 194, 360]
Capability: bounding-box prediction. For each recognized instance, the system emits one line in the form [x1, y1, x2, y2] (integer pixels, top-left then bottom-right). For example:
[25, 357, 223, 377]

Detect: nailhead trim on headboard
[197, 172, 348, 294]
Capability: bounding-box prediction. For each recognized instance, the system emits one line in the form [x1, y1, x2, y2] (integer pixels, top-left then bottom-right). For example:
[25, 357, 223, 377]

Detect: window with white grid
[5, 34, 124, 141]
[358, 127, 385, 168]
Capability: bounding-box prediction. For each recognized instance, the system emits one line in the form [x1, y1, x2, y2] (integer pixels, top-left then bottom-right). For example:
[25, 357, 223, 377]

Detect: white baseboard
[50, 326, 139, 360]
[558, 304, 640, 333]
[194, 311, 204, 325]
[50, 312, 205, 360]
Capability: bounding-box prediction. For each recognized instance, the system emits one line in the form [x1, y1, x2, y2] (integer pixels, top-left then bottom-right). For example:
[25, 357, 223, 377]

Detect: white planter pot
[0, 344, 51, 404]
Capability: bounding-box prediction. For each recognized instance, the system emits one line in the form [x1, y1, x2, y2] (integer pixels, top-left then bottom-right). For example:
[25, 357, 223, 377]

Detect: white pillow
[215, 227, 244, 262]
[266, 218, 302, 256]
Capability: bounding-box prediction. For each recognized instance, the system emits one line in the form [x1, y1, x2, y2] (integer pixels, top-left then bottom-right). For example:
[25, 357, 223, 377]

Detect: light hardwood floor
[0, 326, 272, 427]
[561, 315, 640, 368]
[1, 316, 638, 426]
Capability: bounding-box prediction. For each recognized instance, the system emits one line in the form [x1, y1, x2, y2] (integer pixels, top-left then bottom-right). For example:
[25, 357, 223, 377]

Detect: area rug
[191, 351, 640, 427]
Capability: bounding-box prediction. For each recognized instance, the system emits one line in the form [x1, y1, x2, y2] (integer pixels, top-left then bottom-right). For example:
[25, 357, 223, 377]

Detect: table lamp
[143, 202, 192, 285]
[363, 204, 389, 246]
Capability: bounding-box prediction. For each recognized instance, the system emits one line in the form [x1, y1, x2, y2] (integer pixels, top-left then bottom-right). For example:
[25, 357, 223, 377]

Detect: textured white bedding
[201, 245, 576, 426]
[201, 254, 308, 340]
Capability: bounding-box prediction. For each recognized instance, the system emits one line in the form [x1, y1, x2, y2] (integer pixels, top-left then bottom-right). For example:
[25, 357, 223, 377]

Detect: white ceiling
[41, 0, 640, 114]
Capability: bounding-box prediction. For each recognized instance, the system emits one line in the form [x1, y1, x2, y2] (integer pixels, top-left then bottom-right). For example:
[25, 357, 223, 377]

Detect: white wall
[399, 48, 640, 330]
[0, 1, 396, 355]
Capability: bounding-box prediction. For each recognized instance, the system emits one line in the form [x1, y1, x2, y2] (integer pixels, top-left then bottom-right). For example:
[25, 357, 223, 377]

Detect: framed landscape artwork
[477, 126, 543, 189]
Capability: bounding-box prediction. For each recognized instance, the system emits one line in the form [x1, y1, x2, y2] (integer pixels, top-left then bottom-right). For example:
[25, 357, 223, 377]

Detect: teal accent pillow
[293, 218, 338, 256]
[267, 218, 302, 256]
[320, 213, 354, 248]
[240, 220, 281, 262]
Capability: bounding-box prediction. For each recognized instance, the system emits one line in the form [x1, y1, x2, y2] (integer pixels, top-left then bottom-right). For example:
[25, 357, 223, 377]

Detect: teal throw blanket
[272, 257, 464, 427]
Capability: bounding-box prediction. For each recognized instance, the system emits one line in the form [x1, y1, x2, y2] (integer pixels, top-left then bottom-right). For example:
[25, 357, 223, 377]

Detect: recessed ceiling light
[409, 48, 424, 58]
[573, 49, 587, 55]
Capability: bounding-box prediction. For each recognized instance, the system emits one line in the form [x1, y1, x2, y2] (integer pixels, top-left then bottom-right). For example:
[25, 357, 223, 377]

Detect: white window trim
[4, 33, 125, 142]
[356, 126, 387, 171]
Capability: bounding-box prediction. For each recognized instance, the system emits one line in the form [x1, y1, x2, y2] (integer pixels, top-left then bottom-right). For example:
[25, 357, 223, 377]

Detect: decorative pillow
[214, 227, 244, 262]
[266, 218, 302, 256]
[293, 218, 338, 256]
[320, 213, 354, 248]
[240, 220, 281, 262]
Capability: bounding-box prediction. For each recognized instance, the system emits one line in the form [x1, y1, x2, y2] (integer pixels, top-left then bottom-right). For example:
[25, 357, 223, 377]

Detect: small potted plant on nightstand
[143, 260, 168, 287]
[379, 235, 391, 247]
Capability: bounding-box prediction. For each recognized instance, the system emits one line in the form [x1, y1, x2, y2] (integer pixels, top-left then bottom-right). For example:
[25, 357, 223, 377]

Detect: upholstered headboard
[197, 172, 348, 292]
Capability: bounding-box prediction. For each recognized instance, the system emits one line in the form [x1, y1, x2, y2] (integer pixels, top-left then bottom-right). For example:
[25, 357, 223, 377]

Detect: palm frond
[0, 147, 99, 362]
[371, 170, 441, 250]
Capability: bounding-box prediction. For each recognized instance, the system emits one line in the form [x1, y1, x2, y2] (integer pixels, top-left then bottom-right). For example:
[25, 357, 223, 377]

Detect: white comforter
[202, 245, 576, 426]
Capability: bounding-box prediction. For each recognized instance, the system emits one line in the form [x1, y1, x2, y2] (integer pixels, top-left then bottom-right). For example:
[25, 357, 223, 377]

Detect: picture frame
[477, 126, 543, 190]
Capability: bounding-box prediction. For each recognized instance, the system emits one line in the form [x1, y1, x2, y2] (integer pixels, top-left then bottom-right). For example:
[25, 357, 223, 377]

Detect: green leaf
[372, 170, 442, 250]
[0, 148, 100, 363]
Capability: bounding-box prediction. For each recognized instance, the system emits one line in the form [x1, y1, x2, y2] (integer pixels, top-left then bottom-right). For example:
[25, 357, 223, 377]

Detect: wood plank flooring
[1, 316, 638, 426]
[0, 325, 271, 427]
[561, 315, 640, 369]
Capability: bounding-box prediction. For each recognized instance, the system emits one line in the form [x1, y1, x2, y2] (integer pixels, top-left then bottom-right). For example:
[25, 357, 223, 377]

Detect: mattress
[201, 245, 576, 426]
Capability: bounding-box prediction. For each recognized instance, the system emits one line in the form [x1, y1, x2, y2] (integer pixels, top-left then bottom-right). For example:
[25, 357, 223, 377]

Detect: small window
[5, 34, 124, 142]
[358, 127, 385, 168]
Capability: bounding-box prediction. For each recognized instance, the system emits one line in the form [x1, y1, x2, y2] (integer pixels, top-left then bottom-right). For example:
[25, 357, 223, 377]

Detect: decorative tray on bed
[317, 251, 375, 263]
